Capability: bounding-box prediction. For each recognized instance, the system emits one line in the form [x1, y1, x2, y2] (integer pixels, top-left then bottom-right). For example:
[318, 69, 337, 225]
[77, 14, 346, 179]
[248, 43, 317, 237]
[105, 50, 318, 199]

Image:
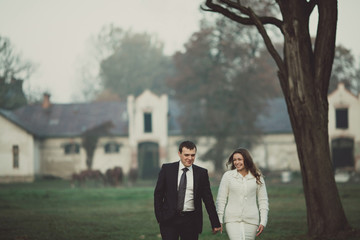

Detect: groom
[154, 141, 221, 240]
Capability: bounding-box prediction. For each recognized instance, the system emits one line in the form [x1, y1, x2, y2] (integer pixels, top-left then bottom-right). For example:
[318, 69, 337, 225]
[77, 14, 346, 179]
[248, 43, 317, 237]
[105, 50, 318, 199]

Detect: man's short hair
[178, 141, 197, 153]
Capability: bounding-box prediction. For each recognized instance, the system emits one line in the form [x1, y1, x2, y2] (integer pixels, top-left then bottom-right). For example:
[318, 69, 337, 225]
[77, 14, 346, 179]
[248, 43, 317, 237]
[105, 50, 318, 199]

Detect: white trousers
[226, 222, 258, 240]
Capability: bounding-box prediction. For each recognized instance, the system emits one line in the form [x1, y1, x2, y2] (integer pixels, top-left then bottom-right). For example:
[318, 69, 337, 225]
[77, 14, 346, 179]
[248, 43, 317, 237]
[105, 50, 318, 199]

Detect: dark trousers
[159, 211, 198, 240]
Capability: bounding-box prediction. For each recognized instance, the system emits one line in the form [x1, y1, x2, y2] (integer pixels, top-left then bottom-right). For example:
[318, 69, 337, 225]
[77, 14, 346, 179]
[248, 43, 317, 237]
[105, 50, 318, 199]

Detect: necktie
[177, 167, 189, 211]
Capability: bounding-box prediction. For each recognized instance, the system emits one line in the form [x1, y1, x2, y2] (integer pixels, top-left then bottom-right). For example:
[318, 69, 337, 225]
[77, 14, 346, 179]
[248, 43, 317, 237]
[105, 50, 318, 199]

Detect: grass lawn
[0, 177, 359, 240]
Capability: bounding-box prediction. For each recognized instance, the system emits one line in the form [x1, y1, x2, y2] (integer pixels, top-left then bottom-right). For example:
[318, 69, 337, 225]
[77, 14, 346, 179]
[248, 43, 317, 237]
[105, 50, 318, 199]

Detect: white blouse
[216, 169, 269, 227]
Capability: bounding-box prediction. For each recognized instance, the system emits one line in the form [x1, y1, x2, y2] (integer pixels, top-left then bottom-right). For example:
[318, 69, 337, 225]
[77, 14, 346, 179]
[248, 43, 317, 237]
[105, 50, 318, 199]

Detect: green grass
[0, 178, 359, 240]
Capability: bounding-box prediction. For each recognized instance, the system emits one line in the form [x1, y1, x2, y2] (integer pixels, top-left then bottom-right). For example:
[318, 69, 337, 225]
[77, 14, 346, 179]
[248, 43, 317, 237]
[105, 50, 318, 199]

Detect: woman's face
[233, 153, 246, 172]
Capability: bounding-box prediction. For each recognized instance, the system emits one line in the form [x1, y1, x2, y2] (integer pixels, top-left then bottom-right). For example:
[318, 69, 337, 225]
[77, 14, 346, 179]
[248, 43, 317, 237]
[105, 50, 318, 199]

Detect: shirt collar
[179, 161, 193, 172]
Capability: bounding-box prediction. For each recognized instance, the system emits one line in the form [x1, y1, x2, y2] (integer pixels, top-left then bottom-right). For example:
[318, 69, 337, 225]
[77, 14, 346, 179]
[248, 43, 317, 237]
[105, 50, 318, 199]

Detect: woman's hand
[212, 223, 223, 234]
[256, 224, 264, 236]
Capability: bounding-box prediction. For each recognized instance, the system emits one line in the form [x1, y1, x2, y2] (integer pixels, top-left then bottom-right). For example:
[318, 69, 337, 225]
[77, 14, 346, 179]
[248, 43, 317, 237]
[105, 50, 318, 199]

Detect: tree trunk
[284, 84, 350, 236]
[278, 0, 350, 236]
[207, 135, 228, 174]
[203, 0, 351, 236]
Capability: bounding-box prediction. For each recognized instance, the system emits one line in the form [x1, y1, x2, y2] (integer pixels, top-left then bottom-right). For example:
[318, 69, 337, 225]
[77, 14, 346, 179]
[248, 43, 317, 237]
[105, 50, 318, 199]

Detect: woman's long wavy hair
[226, 148, 262, 185]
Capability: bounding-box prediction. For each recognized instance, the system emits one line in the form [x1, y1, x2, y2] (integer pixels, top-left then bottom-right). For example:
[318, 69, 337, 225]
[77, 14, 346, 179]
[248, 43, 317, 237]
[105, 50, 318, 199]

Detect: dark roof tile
[5, 101, 128, 137]
[257, 98, 293, 134]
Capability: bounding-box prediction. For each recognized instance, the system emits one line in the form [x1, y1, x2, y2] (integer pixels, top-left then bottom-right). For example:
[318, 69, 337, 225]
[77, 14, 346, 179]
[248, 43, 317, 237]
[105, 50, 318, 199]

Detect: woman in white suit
[216, 148, 269, 240]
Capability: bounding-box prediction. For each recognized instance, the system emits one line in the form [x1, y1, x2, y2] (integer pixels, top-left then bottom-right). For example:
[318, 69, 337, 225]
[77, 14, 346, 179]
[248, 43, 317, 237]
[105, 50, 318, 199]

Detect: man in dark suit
[154, 141, 221, 240]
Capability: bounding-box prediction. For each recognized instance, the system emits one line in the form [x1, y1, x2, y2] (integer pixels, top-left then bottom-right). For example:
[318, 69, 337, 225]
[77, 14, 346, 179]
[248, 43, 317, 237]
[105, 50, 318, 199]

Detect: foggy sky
[0, 0, 359, 103]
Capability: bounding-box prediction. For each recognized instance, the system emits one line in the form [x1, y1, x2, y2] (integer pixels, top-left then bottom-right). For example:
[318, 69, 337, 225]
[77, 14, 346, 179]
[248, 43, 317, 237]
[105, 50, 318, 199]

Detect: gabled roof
[257, 98, 292, 134]
[0, 101, 128, 138]
[0, 96, 292, 139]
[328, 82, 359, 101]
[0, 108, 33, 134]
[167, 97, 293, 135]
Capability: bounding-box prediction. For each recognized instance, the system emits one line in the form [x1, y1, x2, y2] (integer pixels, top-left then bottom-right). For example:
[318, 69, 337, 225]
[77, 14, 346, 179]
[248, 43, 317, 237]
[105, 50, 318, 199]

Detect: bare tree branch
[246, 7, 286, 79]
[0, 36, 35, 81]
[204, 0, 283, 29]
[200, 4, 217, 12]
[202, 0, 286, 80]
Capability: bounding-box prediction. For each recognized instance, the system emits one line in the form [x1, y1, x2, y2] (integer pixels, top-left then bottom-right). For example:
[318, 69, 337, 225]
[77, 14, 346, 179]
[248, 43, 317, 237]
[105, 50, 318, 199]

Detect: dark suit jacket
[154, 161, 220, 233]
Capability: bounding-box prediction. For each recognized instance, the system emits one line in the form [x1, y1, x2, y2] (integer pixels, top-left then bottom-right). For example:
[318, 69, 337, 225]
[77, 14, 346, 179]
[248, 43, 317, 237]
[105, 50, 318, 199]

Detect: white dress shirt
[216, 169, 269, 227]
[177, 161, 195, 211]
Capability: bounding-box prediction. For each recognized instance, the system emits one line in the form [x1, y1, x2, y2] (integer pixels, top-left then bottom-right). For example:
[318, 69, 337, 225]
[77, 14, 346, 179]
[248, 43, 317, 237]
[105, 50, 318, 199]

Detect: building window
[336, 108, 348, 129]
[104, 142, 121, 154]
[12, 145, 19, 169]
[144, 113, 152, 133]
[64, 143, 80, 154]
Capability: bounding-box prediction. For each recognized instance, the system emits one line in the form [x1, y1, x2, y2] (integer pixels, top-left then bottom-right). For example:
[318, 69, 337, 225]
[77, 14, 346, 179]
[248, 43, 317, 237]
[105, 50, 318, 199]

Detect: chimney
[42, 93, 51, 109]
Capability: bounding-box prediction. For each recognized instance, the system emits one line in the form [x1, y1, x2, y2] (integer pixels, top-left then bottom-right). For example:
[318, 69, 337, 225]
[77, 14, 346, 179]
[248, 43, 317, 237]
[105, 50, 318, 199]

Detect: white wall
[40, 137, 85, 179]
[92, 137, 131, 174]
[0, 116, 34, 182]
[40, 136, 131, 178]
[252, 134, 299, 171]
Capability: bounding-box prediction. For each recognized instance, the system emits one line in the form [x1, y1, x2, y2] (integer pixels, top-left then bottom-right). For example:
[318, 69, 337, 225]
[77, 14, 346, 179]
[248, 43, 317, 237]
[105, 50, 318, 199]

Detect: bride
[216, 148, 269, 240]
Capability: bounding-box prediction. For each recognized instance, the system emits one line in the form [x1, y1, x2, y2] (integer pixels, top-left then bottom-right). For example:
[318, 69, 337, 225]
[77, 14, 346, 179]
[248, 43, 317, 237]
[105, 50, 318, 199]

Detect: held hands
[212, 224, 223, 234]
[256, 224, 264, 237]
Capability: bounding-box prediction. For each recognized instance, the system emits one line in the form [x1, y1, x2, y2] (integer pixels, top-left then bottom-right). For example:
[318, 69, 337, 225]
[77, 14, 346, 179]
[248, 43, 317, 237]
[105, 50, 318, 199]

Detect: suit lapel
[171, 161, 180, 191]
[192, 165, 200, 199]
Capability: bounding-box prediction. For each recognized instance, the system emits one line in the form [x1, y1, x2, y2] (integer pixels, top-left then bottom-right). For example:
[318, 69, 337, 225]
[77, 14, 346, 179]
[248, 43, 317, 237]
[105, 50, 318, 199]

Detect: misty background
[0, 0, 360, 103]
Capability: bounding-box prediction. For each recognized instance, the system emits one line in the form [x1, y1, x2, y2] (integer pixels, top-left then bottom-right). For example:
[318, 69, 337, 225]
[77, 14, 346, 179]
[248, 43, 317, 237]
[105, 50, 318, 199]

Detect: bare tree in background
[330, 45, 359, 95]
[78, 24, 173, 102]
[0, 35, 36, 109]
[203, 0, 351, 237]
[0, 36, 34, 81]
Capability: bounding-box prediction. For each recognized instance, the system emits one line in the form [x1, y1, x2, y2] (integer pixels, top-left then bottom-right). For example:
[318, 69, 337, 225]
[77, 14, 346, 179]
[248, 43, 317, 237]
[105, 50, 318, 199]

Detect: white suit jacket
[216, 169, 269, 226]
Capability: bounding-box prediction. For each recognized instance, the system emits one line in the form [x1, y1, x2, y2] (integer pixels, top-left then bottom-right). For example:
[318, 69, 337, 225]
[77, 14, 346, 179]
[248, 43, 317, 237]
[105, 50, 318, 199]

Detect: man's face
[178, 147, 196, 167]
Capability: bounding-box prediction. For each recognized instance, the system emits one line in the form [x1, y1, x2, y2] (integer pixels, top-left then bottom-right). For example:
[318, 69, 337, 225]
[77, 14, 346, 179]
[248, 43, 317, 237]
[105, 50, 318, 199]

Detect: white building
[328, 83, 360, 171]
[0, 84, 359, 183]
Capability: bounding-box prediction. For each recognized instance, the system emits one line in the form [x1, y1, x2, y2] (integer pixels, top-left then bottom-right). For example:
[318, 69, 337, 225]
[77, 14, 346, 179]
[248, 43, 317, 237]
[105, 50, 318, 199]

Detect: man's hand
[212, 224, 223, 234]
[256, 224, 264, 236]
